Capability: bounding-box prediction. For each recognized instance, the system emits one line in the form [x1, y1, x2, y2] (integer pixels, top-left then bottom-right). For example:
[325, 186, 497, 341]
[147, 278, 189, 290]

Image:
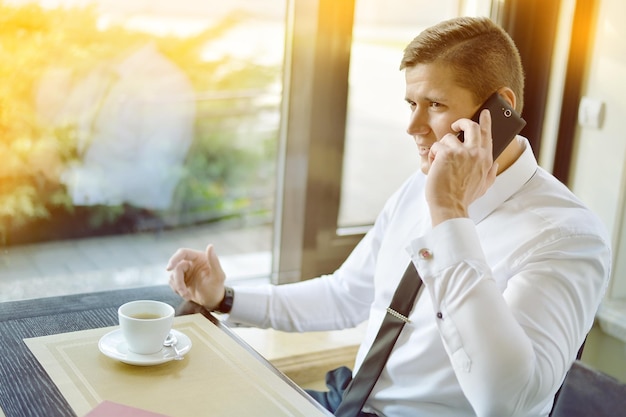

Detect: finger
[165, 248, 186, 271]
[440, 131, 465, 147]
[452, 109, 492, 146]
[451, 117, 476, 142]
[166, 248, 197, 271]
[206, 244, 225, 279]
[478, 108, 493, 146]
[488, 162, 499, 184]
[169, 260, 191, 295]
[491, 162, 499, 177]
[428, 141, 440, 166]
[168, 262, 184, 293]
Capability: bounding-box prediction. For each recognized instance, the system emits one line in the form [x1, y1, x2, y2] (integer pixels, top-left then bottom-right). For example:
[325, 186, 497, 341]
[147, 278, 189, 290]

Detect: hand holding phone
[457, 92, 526, 159]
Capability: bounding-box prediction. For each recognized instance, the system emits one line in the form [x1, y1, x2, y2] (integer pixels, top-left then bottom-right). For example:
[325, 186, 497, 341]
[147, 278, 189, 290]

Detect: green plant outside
[0, 2, 281, 245]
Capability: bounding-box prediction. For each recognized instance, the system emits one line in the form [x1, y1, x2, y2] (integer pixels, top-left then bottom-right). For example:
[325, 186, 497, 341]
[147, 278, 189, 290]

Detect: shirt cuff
[407, 217, 485, 283]
[225, 284, 272, 328]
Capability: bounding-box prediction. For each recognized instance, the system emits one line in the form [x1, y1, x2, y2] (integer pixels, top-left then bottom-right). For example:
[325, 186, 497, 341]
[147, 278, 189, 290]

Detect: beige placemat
[25, 314, 328, 417]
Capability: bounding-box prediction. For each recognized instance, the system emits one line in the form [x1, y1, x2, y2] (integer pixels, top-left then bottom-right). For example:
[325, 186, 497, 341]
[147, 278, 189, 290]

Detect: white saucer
[98, 328, 192, 366]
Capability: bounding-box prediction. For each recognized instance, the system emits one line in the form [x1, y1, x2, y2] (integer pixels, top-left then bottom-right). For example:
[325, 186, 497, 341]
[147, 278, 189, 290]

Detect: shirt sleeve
[225, 172, 423, 331]
[227, 218, 384, 331]
[409, 218, 610, 417]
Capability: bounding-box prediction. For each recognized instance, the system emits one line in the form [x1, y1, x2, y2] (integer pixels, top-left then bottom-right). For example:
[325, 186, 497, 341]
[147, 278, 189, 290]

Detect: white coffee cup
[118, 300, 175, 355]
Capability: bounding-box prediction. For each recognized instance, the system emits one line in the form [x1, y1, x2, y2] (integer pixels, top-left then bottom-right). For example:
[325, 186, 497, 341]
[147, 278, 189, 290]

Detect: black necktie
[334, 262, 423, 417]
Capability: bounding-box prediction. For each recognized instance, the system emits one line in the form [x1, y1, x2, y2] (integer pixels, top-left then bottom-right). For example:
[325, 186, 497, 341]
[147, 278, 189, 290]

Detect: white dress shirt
[228, 137, 611, 417]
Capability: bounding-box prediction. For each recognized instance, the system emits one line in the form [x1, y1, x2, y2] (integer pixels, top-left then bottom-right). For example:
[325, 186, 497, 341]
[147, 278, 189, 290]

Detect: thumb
[206, 244, 225, 278]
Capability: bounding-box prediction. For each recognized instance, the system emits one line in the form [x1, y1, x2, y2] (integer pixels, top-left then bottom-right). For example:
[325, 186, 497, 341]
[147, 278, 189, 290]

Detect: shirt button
[419, 248, 433, 259]
[436, 312, 443, 319]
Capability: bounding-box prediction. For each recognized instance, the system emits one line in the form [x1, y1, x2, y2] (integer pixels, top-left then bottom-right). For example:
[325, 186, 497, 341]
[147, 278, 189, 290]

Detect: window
[0, 0, 286, 300]
[274, 0, 493, 282]
[340, 0, 467, 228]
[1, 0, 494, 300]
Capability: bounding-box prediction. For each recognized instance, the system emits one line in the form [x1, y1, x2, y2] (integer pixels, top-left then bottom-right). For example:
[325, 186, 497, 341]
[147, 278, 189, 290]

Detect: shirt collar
[468, 136, 538, 224]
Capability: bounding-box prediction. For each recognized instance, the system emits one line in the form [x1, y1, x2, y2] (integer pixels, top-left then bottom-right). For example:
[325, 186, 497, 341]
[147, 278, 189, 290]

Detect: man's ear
[497, 87, 516, 111]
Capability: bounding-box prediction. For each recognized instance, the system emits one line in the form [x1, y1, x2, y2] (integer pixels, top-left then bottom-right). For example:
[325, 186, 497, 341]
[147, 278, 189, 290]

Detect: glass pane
[339, 0, 484, 227]
[0, 0, 286, 301]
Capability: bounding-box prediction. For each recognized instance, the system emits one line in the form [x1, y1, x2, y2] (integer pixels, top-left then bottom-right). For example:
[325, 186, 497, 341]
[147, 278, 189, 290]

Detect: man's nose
[406, 108, 429, 136]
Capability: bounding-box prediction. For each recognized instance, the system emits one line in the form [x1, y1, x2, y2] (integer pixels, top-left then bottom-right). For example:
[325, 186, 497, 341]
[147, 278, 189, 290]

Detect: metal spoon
[163, 333, 184, 360]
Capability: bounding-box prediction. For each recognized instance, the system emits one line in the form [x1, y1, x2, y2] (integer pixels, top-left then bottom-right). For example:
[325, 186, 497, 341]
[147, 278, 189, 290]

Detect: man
[167, 16, 611, 417]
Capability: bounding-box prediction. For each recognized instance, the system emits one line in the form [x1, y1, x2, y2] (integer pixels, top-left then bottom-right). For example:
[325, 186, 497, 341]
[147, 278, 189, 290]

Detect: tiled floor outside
[0, 221, 272, 302]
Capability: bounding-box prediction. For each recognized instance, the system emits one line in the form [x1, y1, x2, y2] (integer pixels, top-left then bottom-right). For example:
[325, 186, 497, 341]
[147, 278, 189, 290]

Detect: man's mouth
[418, 146, 430, 157]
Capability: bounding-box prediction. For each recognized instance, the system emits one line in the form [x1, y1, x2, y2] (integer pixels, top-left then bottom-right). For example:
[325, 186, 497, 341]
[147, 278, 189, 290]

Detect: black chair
[550, 360, 626, 417]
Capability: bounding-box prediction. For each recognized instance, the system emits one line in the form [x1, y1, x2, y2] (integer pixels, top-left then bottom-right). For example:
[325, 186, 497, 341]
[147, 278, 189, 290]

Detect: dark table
[0, 285, 331, 417]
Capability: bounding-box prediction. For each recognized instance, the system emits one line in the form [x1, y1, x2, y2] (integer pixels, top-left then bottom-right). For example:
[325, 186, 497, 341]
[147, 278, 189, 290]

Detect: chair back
[550, 360, 626, 417]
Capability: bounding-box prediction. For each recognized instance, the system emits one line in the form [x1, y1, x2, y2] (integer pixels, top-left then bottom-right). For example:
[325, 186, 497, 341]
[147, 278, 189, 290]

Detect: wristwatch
[215, 286, 234, 314]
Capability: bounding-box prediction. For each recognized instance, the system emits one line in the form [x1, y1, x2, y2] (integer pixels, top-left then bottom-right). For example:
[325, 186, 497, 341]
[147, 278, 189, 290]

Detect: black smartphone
[458, 92, 526, 159]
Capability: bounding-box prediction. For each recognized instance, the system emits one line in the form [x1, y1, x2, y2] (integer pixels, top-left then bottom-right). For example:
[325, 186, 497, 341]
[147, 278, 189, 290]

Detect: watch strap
[215, 286, 234, 314]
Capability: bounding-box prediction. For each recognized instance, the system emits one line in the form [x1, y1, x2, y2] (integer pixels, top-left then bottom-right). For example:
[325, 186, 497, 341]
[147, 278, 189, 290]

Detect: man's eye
[406, 101, 416, 110]
[429, 102, 442, 109]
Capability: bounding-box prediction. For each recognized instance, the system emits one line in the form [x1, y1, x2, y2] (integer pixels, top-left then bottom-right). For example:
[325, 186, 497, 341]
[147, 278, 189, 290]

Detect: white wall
[565, 0, 626, 381]
[569, 0, 626, 299]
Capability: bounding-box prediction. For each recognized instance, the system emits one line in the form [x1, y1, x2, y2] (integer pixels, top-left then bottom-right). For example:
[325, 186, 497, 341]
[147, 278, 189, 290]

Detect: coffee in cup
[118, 300, 174, 355]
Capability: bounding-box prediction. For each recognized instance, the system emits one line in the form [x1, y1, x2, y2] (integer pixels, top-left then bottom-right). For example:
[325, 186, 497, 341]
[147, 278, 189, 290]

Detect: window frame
[272, 0, 360, 284]
[273, 0, 560, 284]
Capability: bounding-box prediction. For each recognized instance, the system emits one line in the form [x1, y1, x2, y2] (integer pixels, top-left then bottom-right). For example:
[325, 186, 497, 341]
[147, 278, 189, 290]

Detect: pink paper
[84, 401, 171, 417]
